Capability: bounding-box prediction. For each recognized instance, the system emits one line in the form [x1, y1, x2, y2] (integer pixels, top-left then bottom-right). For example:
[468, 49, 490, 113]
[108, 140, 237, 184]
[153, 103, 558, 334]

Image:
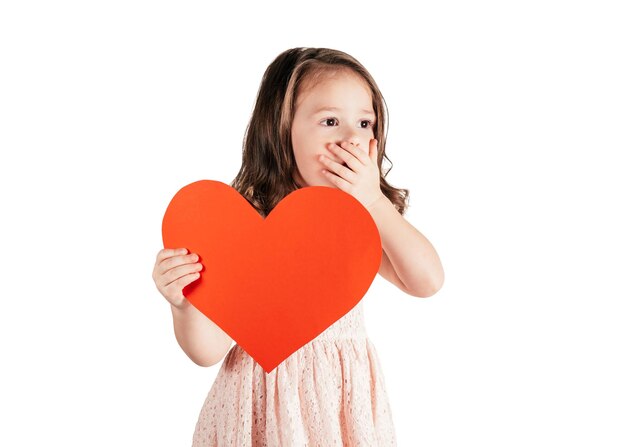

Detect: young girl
[152, 47, 444, 446]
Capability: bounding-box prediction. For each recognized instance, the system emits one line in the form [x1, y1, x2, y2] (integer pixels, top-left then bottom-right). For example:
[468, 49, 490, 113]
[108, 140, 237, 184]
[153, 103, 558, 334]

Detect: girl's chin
[296, 171, 338, 188]
[315, 175, 338, 188]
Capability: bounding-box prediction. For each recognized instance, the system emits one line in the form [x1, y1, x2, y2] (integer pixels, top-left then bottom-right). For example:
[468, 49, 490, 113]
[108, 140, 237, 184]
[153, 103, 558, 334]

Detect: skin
[291, 70, 384, 209]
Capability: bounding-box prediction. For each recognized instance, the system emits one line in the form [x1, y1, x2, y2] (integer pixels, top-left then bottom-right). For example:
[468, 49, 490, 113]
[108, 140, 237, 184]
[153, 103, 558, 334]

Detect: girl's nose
[340, 138, 360, 148]
[339, 131, 360, 147]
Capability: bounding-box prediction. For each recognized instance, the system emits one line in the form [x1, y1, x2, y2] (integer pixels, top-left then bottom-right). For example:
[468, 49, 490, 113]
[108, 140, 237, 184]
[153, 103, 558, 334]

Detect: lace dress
[191, 298, 397, 446]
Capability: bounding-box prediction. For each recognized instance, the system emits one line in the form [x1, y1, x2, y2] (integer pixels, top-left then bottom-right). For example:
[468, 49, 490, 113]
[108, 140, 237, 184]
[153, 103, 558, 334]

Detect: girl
[152, 47, 444, 446]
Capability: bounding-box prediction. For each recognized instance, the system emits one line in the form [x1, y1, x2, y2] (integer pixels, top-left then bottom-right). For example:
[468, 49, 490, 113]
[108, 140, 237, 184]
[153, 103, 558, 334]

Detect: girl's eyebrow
[312, 106, 376, 116]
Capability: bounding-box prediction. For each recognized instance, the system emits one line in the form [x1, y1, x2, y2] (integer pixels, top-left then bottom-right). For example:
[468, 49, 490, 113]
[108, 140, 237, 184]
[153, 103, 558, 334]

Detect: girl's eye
[321, 118, 375, 128]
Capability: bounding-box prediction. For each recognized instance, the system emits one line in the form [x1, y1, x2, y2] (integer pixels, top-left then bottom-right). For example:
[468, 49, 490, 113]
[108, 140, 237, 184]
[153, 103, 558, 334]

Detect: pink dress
[191, 298, 398, 446]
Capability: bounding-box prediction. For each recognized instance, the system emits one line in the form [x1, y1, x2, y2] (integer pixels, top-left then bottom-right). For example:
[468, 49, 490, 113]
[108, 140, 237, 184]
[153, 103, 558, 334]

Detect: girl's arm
[368, 196, 444, 298]
[377, 249, 414, 296]
[171, 300, 233, 367]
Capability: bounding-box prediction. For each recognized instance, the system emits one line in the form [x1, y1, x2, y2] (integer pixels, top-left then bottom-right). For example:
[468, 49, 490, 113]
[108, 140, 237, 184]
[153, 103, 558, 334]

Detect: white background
[1, 1, 625, 445]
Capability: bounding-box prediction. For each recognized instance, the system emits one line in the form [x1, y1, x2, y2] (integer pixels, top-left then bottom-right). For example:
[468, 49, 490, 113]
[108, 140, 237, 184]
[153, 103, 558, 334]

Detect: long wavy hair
[230, 47, 410, 217]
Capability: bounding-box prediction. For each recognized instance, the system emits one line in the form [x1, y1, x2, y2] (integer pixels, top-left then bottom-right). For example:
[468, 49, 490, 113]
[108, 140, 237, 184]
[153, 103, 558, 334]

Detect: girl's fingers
[162, 261, 203, 288]
[157, 247, 187, 263]
[180, 271, 201, 288]
[168, 271, 201, 305]
[158, 252, 199, 276]
[153, 248, 203, 306]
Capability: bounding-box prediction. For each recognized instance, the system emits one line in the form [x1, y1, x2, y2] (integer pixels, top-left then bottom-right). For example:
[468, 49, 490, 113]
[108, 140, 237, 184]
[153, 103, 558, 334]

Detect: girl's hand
[320, 138, 384, 210]
[152, 247, 203, 309]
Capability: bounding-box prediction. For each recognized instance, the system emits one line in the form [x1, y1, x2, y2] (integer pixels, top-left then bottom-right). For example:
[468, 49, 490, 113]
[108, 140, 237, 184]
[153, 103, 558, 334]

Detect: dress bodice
[310, 298, 367, 342]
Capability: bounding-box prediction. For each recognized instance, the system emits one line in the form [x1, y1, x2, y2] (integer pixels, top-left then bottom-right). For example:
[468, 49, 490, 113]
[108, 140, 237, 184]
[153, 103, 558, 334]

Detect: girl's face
[291, 70, 376, 188]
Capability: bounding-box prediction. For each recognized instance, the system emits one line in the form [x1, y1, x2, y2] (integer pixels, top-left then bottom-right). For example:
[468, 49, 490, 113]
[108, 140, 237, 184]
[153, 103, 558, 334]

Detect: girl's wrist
[171, 297, 192, 314]
[365, 194, 387, 212]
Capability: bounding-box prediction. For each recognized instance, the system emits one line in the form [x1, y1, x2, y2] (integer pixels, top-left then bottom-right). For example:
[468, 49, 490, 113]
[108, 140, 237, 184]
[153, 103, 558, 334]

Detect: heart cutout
[162, 180, 381, 373]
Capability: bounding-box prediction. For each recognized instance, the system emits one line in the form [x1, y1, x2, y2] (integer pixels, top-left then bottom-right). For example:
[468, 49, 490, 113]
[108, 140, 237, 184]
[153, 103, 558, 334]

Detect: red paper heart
[162, 180, 381, 373]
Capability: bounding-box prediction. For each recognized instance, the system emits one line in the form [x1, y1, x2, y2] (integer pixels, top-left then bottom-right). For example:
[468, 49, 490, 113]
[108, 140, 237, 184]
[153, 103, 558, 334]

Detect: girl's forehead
[302, 69, 366, 91]
[297, 71, 372, 107]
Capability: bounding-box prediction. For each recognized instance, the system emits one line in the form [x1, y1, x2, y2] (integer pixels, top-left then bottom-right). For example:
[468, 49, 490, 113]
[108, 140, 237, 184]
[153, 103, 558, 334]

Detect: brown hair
[230, 47, 410, 217]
